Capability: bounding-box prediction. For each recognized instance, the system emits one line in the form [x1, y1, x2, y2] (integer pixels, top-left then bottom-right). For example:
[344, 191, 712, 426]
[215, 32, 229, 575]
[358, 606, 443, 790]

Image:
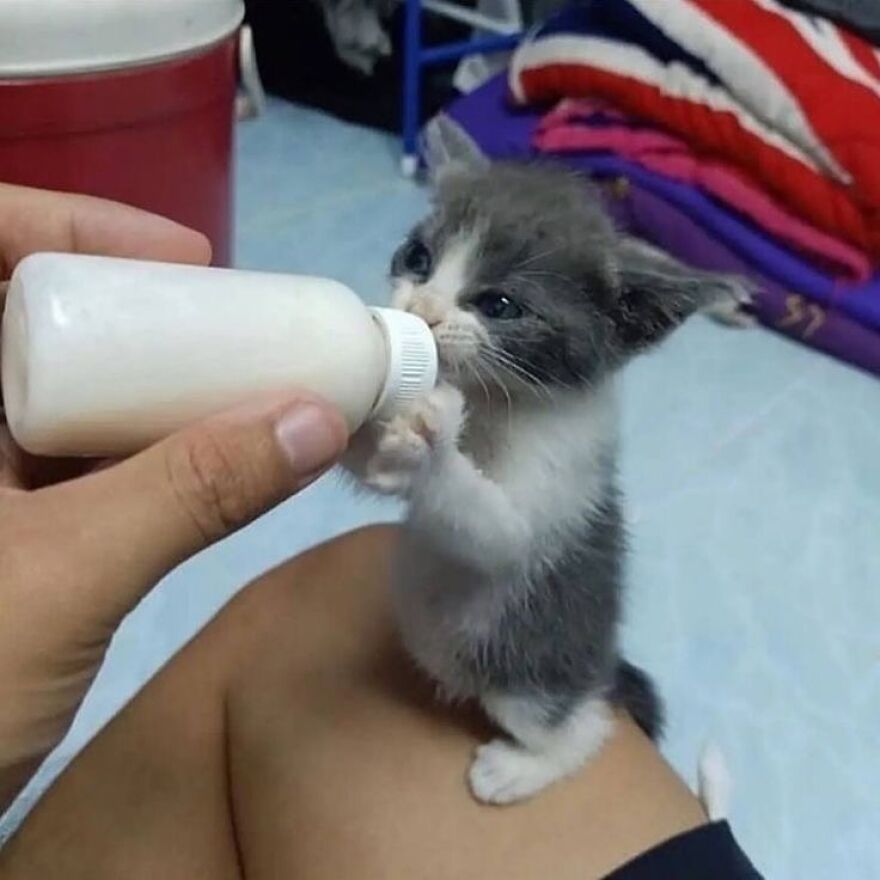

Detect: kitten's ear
[422, 113, 490, 185]
[611, 238, 753, 352]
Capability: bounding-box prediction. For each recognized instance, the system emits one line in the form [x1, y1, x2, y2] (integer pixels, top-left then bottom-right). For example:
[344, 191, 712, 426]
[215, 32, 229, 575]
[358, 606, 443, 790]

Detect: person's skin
[0, 184, 349, 812]
[0, 526, 707, 880]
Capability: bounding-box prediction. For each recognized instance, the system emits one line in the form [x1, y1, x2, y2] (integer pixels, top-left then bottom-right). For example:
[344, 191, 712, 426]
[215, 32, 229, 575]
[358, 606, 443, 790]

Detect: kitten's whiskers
[478, 357, 513, 436]
[482, 346, 558, 401]
[512, 246, 561, 271]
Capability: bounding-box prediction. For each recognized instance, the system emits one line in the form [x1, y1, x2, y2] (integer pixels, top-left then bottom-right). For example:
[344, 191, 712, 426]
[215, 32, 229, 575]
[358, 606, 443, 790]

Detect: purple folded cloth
[443, 75, 880, 376]
[599, 172, 880, 376]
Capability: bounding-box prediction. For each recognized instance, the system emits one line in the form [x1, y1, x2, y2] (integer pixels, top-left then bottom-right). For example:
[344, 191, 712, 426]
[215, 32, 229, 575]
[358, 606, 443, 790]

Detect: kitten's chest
[459, 408, 517, 476]
[464, 389, 618, 502]
[458, 407, 575, 505]
[459, 432, 497, 475]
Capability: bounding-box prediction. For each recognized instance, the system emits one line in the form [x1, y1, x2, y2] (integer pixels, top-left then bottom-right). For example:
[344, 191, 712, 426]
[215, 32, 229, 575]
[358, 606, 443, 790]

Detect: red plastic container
[0, 1, 243, 266]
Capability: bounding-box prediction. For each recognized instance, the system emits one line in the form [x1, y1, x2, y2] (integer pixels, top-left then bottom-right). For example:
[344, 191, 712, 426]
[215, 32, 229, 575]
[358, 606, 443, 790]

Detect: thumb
[28, 393, 348, 620]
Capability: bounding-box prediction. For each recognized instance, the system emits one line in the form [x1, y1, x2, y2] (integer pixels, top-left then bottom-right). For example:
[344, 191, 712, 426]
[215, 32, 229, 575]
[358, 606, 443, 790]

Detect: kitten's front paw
[468, 740, 559, 805]
[363, 385, 465, 495]
[408, 383, 466, 450]
[363, 416, 429, 495]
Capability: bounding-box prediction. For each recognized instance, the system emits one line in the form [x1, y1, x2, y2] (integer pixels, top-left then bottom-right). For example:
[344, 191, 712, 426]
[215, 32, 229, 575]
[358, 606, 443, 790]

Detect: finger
[0, 183, 211, 278]
[0, 426, 25, 489]
[23, 393, 348, 621]
[7, 449, 98, 490]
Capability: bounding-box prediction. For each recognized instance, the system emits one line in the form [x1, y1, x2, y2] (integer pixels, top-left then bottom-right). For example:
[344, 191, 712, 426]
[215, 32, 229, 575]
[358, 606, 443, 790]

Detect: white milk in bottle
[1, 253, 437, 456]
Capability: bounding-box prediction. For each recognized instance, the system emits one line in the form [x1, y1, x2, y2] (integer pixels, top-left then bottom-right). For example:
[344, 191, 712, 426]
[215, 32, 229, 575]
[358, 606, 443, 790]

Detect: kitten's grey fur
[346, 151, 747, 804]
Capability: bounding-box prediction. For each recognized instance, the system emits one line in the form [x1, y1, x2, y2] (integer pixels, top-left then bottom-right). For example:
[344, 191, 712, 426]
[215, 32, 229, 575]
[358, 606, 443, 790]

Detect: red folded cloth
[510, 0, 880, 256]
[535, 99, 873, 281]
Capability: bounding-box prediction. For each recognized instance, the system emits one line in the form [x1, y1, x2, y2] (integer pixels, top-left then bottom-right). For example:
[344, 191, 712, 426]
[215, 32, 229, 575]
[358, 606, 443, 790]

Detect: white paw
[363, 385, 465, 495]
[363, 417, 429, 494]
[409, 384, 466, 449]
[468, 740, 559, 805]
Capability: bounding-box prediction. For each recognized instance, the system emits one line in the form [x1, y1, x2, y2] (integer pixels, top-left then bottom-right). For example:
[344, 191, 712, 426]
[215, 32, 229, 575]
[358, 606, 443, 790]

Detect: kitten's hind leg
[469, 692, 614, 805]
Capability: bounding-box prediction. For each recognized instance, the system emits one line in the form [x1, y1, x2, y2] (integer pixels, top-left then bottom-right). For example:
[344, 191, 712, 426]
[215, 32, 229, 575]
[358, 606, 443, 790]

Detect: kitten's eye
[401, 239, 432, 281]
[472, 290, 524, 320]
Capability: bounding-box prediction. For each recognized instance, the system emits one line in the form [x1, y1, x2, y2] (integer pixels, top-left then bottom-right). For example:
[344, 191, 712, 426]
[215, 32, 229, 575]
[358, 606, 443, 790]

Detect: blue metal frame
[402, 0, 522, 165]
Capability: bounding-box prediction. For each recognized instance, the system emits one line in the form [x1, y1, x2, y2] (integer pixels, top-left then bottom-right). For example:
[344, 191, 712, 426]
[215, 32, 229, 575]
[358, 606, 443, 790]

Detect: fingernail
[275, 404, 345, 476]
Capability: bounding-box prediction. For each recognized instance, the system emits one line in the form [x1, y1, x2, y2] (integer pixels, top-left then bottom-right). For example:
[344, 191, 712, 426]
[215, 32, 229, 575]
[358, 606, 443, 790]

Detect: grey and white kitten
[347, 156, 745, 805]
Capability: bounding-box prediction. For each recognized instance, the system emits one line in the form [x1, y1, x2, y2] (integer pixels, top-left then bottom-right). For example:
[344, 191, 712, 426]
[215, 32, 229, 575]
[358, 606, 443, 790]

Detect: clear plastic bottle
[1, 253, 437, 456]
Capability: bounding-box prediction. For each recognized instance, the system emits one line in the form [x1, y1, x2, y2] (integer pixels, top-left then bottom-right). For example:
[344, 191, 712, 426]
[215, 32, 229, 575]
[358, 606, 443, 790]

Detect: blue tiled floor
[4, 99, 879, 877]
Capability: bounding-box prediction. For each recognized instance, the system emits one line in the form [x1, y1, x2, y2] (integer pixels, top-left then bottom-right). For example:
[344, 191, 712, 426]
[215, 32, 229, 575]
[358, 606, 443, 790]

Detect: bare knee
[207, 525, 400, 680]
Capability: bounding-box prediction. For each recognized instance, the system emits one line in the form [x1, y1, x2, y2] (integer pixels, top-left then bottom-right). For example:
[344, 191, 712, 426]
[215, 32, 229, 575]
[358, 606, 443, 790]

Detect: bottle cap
[369, 307, 438, 419]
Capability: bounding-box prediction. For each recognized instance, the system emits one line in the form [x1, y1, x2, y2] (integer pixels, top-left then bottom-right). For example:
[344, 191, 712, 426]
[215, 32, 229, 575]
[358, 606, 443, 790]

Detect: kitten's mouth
[434, 347, 472, 390]
[435, 352, 460, 379]
[430, 333, 454, 367]
[434, 342, 453, 366]
[428, 323, 484, 382]
[434, 339, 471, 374]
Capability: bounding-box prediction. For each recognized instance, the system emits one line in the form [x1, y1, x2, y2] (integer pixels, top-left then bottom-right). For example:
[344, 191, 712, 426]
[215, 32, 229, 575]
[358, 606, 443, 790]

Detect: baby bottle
[1, 253, 437, 456]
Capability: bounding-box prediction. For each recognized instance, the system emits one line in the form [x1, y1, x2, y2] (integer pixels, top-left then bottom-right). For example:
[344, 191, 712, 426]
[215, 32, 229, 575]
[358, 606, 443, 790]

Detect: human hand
[0, 185, 348, 810]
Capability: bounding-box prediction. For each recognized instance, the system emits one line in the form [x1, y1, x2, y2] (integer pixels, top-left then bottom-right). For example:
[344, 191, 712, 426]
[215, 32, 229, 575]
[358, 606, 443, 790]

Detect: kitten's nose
[408, 295, 445, 328]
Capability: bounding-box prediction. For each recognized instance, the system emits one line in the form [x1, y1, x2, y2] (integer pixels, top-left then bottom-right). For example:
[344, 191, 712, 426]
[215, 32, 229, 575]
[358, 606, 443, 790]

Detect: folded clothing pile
[440, 0, 880, 376]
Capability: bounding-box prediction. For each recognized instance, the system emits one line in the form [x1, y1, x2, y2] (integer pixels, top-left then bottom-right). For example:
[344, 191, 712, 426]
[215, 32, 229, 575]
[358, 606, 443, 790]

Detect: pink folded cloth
[535, 99, 873, 282]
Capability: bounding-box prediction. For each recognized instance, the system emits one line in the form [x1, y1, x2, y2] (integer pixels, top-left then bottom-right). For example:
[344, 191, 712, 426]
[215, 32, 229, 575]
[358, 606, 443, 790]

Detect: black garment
[244, 0, 467, 132]
[780, 0, 880, 45]
[603, 822, 764, 880]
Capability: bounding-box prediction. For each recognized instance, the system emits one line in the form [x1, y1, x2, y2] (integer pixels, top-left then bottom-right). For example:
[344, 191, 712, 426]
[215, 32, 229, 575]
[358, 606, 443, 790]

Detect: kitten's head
[391, 149, 746, 399]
